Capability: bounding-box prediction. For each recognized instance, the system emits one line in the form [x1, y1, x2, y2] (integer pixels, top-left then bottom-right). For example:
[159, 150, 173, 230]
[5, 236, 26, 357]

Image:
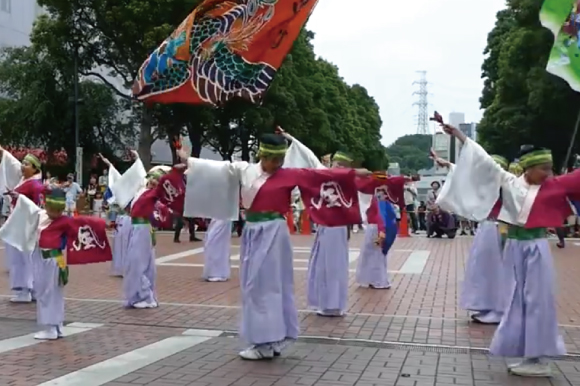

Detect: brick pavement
[0, 235, 579, 384]
[0, 325, 577, 386]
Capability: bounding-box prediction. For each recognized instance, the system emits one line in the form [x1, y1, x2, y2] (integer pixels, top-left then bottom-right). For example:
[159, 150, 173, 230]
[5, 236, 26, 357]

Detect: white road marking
[156, 262, 398, 274]
[155, 248, 204, 264]
[37, 329, 219, 386]
[156, 246, 409, 265]
[398, 250, 430, 274]
[0, 322, 103, 354]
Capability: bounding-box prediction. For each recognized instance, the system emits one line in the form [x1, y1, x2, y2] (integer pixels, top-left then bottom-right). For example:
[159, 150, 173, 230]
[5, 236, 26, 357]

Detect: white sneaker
[57, 324, 64, 338]
[10, 290, 32, 303]
[510, 362, 552, 377]
[132, 301, 158, 309]
[272, 338, 295, 356]
[316, 309, 345, 317]
[239, 346, 274, 360]
[34, 327, 59, 340]
[369, 284, 391, 289]
[206, 277, 228, 282]
[472, 311, 502, 324]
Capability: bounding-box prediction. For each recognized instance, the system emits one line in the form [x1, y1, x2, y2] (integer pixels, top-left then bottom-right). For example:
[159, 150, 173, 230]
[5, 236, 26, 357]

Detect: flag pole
[563, 107, 580, 171]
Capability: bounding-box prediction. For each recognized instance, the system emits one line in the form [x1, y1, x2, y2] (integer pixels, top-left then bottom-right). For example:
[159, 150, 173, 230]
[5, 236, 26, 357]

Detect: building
[448, 112, 465, 128]
[459, 122, 477, 141]
[0, 0, 43, 48]
[387, 162, 400, 176]
[415, 165, 449, 202]
[432, 132, 450, 162]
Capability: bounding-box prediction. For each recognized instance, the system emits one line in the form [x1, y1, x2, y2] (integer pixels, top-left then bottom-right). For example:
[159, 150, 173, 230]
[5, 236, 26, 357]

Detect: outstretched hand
[173, 163, 187, 171]
[98, 153, 111, 166]
[354, 168, 373, 177]
[375, 231, 386, 246]
[176, 148, 188, 162]
[429, 148, 451, 168]
[405, 174, 420, 182]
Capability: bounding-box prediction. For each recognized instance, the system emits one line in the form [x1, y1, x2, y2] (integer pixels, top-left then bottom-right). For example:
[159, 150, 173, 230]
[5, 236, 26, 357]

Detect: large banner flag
[132, 0, 318, 105]
[540, 0, 580, 91]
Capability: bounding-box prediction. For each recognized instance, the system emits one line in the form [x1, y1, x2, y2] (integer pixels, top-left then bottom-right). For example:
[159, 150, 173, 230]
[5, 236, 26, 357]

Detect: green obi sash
[131, 217, 156, 246]
[41, 249, 69, 286]
[245, 211, 284, 223]
[507, 226, 546, 241]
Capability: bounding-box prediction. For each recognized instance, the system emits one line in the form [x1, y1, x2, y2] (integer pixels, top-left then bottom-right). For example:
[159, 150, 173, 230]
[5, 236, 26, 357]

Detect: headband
[491, 155, 509, 170]
[146, 170, 166, 181]
[258, 142, 287, 156]
[519, 149, 552, 169]
[332, 151, 353, 163]
[24, 154, 41, 170]
[508, 162, 523, 176]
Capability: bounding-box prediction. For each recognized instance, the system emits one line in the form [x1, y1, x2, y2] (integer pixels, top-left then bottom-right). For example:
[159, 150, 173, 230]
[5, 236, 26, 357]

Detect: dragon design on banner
[132, 0, 319, 105]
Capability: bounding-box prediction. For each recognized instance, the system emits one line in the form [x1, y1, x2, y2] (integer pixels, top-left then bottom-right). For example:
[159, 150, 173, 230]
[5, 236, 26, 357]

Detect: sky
[306, 0, 508, 147]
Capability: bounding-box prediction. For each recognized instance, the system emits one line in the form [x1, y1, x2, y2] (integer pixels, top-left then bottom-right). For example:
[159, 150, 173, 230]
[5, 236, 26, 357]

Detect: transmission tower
[413, 71, 429, 135]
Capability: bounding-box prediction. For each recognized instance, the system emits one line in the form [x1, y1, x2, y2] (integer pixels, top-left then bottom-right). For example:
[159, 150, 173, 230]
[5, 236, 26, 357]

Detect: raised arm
[277, 128, 326, 169]
[177, 148, 247, 220]
[0, 193, 42, 252]
[0, 146, 23, 192]
[435, 124, 514, 221]
[98, 153, 122, 186]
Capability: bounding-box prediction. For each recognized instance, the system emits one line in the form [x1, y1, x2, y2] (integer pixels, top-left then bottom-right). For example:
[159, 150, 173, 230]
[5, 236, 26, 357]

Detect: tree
[478, 0, 580, 169]
[32, 0, 203, 169]
[385, 134, 432, 175]
[27, 2, 386, 168]
[0, 45, 133, 180]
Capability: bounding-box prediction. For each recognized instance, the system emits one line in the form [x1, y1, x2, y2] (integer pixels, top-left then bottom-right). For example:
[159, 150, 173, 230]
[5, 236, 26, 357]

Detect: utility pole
[73, 48, 82, 184]
[412, 71, 429, 135]
[69, 2, 84, 185]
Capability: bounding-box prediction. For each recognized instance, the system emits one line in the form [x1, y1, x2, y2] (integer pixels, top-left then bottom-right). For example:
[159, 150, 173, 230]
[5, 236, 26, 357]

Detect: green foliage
[0, 45, 133, 180]
[1, 0, 385, 170]
[385, 134, 432, 175]
[478, 0, 580, 168]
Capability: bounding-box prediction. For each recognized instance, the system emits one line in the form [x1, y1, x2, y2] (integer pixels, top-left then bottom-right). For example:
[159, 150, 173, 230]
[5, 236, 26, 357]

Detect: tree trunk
[240, 126, 250, 161]
[138, 107, 153, 170]
[187, 124, 202, 158]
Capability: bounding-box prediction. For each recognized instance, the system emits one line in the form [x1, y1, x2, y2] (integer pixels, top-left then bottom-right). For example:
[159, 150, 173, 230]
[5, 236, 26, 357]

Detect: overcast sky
[306, 0, 507, 146]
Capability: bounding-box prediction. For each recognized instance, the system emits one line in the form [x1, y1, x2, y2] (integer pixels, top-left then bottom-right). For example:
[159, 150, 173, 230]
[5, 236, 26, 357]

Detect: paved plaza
[0, 233, 579, 385]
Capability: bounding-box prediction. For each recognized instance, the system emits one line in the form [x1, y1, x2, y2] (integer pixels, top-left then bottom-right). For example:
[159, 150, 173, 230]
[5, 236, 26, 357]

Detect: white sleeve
[283, 134, 326, 169]
[0, 149, 23, 193]
[183, 158, 246, 220]
[110, 158, 148, 208]
[0, 194, 42, 252]
[436, 138, 514, 221]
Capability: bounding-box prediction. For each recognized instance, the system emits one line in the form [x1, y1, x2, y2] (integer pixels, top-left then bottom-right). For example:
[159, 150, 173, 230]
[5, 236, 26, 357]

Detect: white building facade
[0, 0, 43, 48]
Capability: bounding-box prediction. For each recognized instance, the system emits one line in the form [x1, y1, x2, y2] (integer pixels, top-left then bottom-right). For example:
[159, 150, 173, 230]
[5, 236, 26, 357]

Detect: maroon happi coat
[356, 176, 406, 208]
[130, 167, 185, 229]
[13, 178, 44, 206]
[248, 168, 362, 226]
[158, 168, 186, 214]
[38, 215, 112, 265]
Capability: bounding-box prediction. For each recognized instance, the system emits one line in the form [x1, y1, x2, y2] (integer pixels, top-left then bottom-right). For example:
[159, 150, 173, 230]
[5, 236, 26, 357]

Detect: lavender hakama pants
[111, 215, 131, 277]
[307, 226, 349, 313]
[239, 219, 298, 345]
[489, 238, 566, 358]
[32, 248, 64, 327]
[355, 224, 390, 288]
[203, 219, 232, 280]
[460, 221, 510, 313]
[6, 243, 33, 291]
[123, 224, 157, 307]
